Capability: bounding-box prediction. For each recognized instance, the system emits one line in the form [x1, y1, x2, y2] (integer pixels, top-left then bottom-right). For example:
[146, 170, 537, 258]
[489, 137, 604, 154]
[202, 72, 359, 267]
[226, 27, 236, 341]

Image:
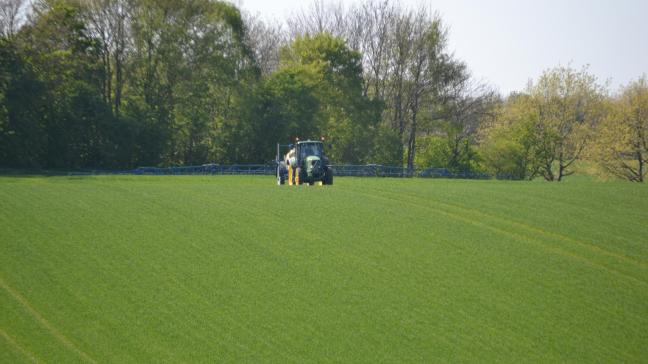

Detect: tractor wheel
[324, 169, 333, 185]
[295, 167, 301, 185]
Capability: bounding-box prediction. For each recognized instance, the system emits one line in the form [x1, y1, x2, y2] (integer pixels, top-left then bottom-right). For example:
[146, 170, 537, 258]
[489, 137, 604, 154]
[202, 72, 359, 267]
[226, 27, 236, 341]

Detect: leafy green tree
[5, 0, 645, 178]
[590, 76, 648, 182]
[479, 94, 542, 179]
[255, 65, 322, 154]
[0, 0, 117, 169]
[480, 67, 605, 181]
[0, 37, 45, 167]
[125, 0, 258, 165]
[414, 135, 447, 169]
[414, 76, 494, 173]
[81, 0, 130, 117]
[267, 33, 380, 164]
[529, 66, 605, 181]
[369, 126, 401, 166]
[287, 2, 501, 170]
[173, 0, 258, 164]
[415, 132, 479, 173]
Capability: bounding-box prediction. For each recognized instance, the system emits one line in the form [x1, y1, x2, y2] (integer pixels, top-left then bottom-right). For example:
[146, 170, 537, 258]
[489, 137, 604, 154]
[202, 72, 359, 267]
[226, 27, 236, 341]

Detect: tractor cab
[297, 141, 324, 161]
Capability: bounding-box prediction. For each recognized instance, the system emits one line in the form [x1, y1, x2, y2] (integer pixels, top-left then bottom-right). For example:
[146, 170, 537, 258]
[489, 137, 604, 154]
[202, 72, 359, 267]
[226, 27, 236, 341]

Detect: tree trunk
[101, 45, 112, 107]
[114, 49, 123, 116]
[113, 15, 124, 117]
[145, 38, 154, 106]
[556, 149, 564, 182]
[638, 150, 644, 182]
[392, 75, 405, 138]
[406, 104, 418, 172]
[543, 161, 554, 181]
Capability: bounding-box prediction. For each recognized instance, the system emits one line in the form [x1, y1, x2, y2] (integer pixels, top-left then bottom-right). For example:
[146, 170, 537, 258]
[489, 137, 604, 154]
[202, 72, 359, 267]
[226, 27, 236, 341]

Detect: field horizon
[1, 175, 647, 362]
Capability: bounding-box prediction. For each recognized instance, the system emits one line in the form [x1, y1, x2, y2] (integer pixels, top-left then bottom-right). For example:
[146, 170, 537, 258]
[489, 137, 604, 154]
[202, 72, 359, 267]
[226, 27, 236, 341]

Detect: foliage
[589, 76, 648, 182]
[370, 125, 402, 165]
[125, 0, 258, 165]
[262, 33, 380, 163]
[0, 0, 265, 168]
[415, 132, 479, 172]
[479, 94, 541, 179]
[479, 67, 606, 181]
[0, 0, 645, 181]
[0, 0, 115, 168]
[529, 66, 606, 181]
[414, 135, 447, 168]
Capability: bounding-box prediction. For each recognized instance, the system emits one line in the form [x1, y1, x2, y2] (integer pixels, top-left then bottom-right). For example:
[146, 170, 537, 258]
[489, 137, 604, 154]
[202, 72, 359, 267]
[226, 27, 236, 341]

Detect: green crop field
[1, 175, 647, 363]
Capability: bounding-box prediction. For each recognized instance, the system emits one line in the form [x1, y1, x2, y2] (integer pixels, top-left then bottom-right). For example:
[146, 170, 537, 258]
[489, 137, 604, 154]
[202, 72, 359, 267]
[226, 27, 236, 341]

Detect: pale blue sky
[238, 0, 648, 95]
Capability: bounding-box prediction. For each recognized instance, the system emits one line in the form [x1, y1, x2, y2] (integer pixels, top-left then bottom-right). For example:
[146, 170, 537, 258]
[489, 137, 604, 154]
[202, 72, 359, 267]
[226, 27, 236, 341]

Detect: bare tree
[0, 0, 25, 38]
[386, 8, 413, 139]
[403, 7, 448, 170]
[438, 74, 497, 171]
[356, 0, 393, 99]
[244, 12, 286, 76]
[287, 0, 347, 39]
[284, 0, 478, 168]
[81, 0, 131, 116]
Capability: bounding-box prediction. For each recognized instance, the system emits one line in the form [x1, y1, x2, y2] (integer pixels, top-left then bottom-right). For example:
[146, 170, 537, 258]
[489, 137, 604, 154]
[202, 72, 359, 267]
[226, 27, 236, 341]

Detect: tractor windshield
[299, 143, 323, 158]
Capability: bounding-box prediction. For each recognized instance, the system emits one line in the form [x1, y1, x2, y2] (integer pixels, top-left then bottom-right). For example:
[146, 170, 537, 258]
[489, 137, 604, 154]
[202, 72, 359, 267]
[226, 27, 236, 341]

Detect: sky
[237, 0, 648, 95]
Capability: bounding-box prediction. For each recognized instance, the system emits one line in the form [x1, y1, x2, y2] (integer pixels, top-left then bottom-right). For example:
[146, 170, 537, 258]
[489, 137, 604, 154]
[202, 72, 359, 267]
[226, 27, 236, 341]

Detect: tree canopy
[0, 0, 645, 181]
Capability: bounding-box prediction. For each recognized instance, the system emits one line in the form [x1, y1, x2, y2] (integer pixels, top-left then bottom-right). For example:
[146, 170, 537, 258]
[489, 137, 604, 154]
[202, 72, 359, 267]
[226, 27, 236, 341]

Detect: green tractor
[276, 140, 333, 186]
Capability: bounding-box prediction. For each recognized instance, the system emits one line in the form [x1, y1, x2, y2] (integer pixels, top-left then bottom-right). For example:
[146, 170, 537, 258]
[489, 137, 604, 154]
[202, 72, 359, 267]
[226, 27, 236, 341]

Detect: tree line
[0, 0, 646, 181]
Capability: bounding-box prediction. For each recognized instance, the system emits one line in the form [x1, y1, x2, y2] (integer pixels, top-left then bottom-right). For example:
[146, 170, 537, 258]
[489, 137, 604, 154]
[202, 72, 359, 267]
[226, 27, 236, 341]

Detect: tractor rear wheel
[324, 169, 333, 185]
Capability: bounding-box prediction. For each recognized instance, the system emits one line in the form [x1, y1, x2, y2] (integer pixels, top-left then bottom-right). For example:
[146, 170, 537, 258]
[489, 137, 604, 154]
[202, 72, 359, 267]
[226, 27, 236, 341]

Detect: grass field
[1, 175, 647, 362]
